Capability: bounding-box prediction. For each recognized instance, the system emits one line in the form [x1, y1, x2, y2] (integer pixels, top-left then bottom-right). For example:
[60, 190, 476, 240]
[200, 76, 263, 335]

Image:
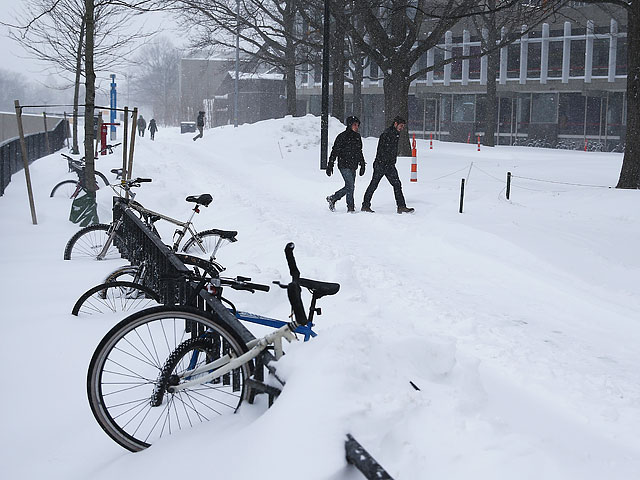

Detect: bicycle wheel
[87, 305, 250, 452]
[72, 281, 161, 316]
[182, 230, 233, 257]
[50, 180, 80, 198]
[95, 170, 110, 186]
[64, 223, 126, 260]
[103, 265, 141, 284]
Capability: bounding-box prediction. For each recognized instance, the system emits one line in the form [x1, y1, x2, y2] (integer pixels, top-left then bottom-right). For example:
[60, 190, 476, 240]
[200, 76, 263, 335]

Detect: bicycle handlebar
[221, 277, 270, 293]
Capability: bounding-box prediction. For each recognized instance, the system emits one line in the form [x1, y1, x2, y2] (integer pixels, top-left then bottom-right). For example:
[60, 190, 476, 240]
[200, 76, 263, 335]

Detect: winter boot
[397, 206, 415, 214]
[347, 206, 355, 213]
[326, 196, 336, 212]
[361, 205, 375, 213]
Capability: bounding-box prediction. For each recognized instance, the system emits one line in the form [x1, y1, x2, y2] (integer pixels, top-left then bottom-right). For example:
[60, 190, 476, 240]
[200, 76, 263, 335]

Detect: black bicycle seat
[299, 278, 340, 299]
[185, 194, 213, 207]
[206, 228, 238, 242]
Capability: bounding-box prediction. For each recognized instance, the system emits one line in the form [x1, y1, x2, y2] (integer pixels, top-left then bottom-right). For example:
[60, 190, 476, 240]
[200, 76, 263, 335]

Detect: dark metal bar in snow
[459, 178, 465, 213]
[345, 434, 394, 479]
[506, 171, 512, 200]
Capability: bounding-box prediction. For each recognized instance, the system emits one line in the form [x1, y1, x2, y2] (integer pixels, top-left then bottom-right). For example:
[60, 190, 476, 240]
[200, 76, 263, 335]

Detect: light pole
[320, 0, 330, 169]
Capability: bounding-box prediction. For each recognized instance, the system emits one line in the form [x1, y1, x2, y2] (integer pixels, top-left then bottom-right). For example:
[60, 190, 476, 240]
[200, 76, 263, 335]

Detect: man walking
[137, 115, 146, 137]
[361, 116, 414, 214]
[326, 116, 366, 213]
[193, 111, 205, 141]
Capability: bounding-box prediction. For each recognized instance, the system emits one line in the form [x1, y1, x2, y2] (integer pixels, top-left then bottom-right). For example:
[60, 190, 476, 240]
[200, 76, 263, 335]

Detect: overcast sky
[0, 1, 184, 87]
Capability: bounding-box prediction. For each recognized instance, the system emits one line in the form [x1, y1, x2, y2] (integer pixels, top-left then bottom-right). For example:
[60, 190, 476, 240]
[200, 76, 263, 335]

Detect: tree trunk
[617, 1, 640, 188]
[352, 58, 363, 119]
[331, 1, 345, 121]
[284, 0, 297, 116]
[84, 0, 96, 193]
[383, 69, 411, 156]
[72, 18, 85, 155]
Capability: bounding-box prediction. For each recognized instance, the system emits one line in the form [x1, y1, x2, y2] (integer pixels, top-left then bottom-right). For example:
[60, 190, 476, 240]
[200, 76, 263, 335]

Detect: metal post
[122, 106, 128, 181]
[506, 171, 512, 199]
[459, 178, 465, 213]
[320, 0, 330, 170]
[14, 100, 37, 224]
[43, 112, 50, 154]
[110, 74, 117, 141]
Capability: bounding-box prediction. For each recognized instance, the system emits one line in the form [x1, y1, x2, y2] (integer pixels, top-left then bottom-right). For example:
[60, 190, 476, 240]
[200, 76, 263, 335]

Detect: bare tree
[9, 0, 155, 152]
[131, 37, 181, 126]
[172, 0, 319, 116]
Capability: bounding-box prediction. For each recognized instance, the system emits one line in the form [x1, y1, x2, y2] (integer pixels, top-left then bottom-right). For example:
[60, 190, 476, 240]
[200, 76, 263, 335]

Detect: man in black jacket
[326, 116, 366, 213]
[361, 116, 414, 214]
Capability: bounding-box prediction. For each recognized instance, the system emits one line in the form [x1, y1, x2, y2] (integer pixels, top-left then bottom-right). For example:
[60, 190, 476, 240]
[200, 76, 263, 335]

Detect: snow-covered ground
[1, 115, 639, 479]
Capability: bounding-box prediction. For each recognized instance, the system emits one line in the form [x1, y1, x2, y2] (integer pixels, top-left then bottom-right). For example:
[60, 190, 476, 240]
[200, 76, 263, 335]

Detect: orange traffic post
[430, 133, 433, 149]
[410, 134, 417, 182]
[584, 138, 588, 152]
[477, 135, 481, 152]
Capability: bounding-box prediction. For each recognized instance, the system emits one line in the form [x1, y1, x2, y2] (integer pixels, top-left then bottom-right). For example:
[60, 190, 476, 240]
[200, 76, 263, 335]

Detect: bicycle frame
[131, 204, 205, 253]
[167, 322, 298, 394]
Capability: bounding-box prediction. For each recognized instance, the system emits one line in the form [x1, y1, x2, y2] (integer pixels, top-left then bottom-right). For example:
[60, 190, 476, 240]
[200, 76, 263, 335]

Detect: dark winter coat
[148, 119, 158, 133]
[374, 124, 401, 167]
[138, 117, 147, 130]
[328, 127, 366, 170]
[196, 113, 205, 127]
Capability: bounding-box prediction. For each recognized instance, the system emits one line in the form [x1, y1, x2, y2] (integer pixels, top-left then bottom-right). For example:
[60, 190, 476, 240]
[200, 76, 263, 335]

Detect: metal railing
[0, 118, 68, 196]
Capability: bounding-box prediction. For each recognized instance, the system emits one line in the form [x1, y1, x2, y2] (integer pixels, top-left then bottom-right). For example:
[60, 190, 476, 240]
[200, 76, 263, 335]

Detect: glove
[359, 164, 365, 176]
[326, 164, 333, 177]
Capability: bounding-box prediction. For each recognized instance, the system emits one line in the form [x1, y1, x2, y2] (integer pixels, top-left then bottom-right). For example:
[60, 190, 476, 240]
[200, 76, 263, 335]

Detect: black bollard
[506, 171, 512, 200]
[459, 178, 465, 213]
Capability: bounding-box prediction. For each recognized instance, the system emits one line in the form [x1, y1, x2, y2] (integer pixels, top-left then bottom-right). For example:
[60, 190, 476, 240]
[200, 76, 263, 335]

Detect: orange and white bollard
[477, 135, 481, 152]
[584, 138, 588, 152]
[467, 133, 471, 144]
[410, 134, 417, 182]
[430, 133, 433, 149]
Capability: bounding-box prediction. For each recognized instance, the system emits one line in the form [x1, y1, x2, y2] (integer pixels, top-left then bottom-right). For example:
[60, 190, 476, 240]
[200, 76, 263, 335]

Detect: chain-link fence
[0, 118, 68, 196]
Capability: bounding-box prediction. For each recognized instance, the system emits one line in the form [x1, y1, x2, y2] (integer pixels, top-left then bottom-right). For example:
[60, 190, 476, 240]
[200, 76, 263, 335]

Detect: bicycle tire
[87, 305, 250, 452]
[181, 229, 233, 257]
[72, 281, 161, 316]
[95, 170, 109, 186]
[64, 223, 126, 260]
[50, 180, 80, 198]
[103, 265, 141, 284]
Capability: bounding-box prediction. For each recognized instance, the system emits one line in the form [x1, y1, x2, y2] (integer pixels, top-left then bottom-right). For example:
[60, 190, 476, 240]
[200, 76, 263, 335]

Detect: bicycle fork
[96, 218, 123, 260]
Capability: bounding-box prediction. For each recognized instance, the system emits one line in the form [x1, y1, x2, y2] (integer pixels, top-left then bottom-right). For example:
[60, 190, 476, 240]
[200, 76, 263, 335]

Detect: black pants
[193, 125, 203, 141]
[362, 162, 406, 208]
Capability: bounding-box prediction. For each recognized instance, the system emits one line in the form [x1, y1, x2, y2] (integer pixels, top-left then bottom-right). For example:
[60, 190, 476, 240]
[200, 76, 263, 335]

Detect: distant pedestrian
[137, 115, 146, 137]
[148, 118, 158, 140]
[325, 116, 366, 213]
[361, 116, 414, 214]
[193, 111, 205, 141]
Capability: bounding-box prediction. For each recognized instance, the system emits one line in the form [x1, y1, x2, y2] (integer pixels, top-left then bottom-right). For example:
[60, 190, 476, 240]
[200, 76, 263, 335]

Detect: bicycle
[50, 153, 110, 198]
[87, 243, 339, 451]
[63, 177, 237, 260]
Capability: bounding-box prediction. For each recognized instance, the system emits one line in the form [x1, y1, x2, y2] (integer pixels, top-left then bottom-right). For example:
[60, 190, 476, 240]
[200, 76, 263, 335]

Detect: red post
[467, 132, 471, 143]
[410, 134, 417, 182]
[584, 138, 588, 152]
[430, 133, 433, 149]
[100, 123, 108, 155]
[477, 135, 481, 152]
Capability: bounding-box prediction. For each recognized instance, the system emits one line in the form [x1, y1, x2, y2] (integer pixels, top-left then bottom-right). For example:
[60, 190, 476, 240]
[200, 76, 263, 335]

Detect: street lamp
[320, 0, 330, 169]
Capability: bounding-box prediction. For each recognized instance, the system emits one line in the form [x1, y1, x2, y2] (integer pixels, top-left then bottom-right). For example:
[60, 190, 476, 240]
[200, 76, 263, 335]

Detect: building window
[558, 93, 584, 134]
[607, 92, 624, 136]
[469, 46, 481, 80]
[548, 41, 563, 78]
[616, 37, 627, 75]
[592, 38, 609, 76]
[570, 39, 585, 77]
[453, 94, 475, 122]
[585, 97, 602, 135]
[433, 47, 445, 80]
[451, 46, 463, 80]
[528, 42, 541, 78]
[369, 59, 379, 80]
[531, 93, 557, 124]
[517, 94, 531, 133]
[507, 43, 520, 79]
[440, 94, 452, 130]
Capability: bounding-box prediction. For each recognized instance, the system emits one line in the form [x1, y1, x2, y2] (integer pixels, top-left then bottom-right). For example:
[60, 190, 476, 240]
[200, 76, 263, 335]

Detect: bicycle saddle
[299, 278, 340, 299]
[206, 228, 238, 242]
[185, 194, 213, 207]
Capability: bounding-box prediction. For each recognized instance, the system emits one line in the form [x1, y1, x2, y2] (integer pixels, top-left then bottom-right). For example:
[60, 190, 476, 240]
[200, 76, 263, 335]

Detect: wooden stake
[14, 100, 38, 224]
[122, 106, 128, 181]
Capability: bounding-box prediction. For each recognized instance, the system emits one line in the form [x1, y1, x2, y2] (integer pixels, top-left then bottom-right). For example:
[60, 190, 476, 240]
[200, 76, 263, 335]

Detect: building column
[540, 23, 549, 84]
[562, 21, 571, 83]
[427, 35, 434, 86]
[480, 28, 488, 85]
[444, 31, 452, 86]
[519, 24, 528, 84]
[499, 27, 507, 85]
[462, 30, 470, 85]
[585, 20, 594, 83]
[608, 19, 617, 83]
